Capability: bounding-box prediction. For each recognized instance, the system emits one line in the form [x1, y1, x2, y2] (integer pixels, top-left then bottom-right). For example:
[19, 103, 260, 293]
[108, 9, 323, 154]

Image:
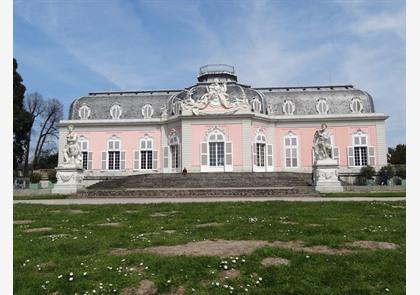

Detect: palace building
[58, 64, 388, 183]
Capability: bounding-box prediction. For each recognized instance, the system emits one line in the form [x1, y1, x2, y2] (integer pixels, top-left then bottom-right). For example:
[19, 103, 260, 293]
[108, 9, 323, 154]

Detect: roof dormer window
[110, 104, 122, 119]
[316, 98, 329, 115]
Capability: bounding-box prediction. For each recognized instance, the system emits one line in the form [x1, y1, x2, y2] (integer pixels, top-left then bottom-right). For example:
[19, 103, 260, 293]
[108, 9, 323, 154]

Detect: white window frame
[283, 132, 299, 168]
[78, 136, 90, 170]
[169, 134, 180, 171]
[348, 131, 370, 167]
[142, 104, 154, 119]
[140, 136, 154, 170]
[253, 132, 267, 172]
[282, 100, 295, 115]
[110, 104, 122, 119]
[107, 136, 122, 170]
[78, 103, 91, 120]
[316, 98, 329, 115]
[350, 97, 364, 113]
[200, 129, 232, 172]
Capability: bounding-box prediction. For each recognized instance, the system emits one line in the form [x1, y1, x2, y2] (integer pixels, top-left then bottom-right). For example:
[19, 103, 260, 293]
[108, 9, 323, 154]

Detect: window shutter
[200, 142, 207, 166]
[134, 151, 139, 170]
[152, 151, 158, 170]
[225, 142, 233, 172]
[252, 143, 257, 167]
[267, 144, 273, 171]
[368, 146, 375, 166]
[163, 146, 169, 170]
[178, 144, 182, 171]
[101, 152, 107, 170]
[332, 147, 340, 163]
[88, 152, 93, 169]
[120, 152, 126, 170]
[347, 146, 354, 167]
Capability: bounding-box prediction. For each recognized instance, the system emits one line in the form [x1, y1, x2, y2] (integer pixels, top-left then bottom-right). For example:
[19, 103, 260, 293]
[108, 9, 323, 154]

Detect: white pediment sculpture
[181, 80, 251, 115]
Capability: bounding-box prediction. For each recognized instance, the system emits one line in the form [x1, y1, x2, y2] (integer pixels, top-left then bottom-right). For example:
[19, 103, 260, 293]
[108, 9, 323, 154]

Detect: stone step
[88, 172, 313, 190]
[77, 186, 319, 198]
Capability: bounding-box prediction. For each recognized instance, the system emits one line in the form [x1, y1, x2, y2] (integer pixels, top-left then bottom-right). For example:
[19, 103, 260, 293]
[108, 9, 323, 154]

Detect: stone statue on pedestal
[62, 125, 82, 167]
[313, 123, 332, 160]
[312, 123, 343, 193]
[53, 125, 85, 194]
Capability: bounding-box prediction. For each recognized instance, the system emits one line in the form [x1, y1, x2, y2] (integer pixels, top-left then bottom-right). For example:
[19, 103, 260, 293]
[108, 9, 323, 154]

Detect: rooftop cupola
[197, 64, 238, 83]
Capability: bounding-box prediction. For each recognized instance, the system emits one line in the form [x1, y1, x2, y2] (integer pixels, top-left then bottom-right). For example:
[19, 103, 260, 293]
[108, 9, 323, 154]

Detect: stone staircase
[78, 172, 319, 198]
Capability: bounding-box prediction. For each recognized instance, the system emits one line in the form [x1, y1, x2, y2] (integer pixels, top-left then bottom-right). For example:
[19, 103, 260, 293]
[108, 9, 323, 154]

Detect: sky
[13, 0, 405, 147]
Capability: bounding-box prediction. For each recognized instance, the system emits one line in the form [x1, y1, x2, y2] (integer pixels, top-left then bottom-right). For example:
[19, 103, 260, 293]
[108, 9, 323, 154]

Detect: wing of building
[58, 64, 388, 183]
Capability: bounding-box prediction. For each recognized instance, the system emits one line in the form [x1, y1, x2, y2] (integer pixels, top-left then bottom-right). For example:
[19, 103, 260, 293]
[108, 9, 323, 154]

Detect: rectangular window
[108, 151, 120, 170]
[141, 151, 153, 169]
[209, 142, 224, 167]
[170, 145, 179, 169]
[256, 143, 265, 167]
[82, 151, 88, 170]
[284, 136, 298, 168]
[354, 146, 368, 166]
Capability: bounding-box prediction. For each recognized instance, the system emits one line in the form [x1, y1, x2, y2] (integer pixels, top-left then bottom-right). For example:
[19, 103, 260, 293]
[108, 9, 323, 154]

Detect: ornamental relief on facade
[181, 80, 251, 116]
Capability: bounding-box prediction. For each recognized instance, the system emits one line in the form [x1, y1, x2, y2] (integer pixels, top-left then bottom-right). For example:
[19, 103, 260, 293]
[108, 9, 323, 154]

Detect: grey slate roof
[68, 81, 375, 120]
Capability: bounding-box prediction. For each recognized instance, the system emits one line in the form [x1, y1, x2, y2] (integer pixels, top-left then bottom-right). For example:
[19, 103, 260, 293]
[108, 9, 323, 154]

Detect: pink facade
[60, 64, 388, 177]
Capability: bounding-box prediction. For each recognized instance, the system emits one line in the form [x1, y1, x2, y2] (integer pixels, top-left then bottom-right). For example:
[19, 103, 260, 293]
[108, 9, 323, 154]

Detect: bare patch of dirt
[24, 227, 52, 233]
[126, 210, 139, 213]
[109, 248, 143, 256]
[280, 221, 299, 225]
[391, 205, 405, 209]
[168, 286, 185, 295]
[150, 211, 179, 217]
[348, 240, 399, 250]
[219, 269, 240, 281]
[120, 279, 157, 295]
[307, 223, 321, 227]
[195, 222, 223, 228]
[150, 213, 168, 217]
[140, 240, 356, 256]
[163, 230, 176, 234]
[97, 222, 122, 227]
[14, 220, 33, 225]
[111, 238, 397, 258]
[67, 209, 88, 214]
[261, 257, 290, 267]
[41, 234, 67, 239]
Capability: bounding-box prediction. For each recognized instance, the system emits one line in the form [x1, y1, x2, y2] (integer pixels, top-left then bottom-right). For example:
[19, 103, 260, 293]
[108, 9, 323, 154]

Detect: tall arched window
[78, 136, 91, 169]
[110, 104, 122, 119]
[200, 128, 233, 172]
[140, 136, 153, 170]
[103, 136, 124, 170]
[284, 132, 299, 168]
[255, 133, 266, 167]
[348, 130, 375, 167]
[169, 135, 179, 169]
[208, 130, 225, 167]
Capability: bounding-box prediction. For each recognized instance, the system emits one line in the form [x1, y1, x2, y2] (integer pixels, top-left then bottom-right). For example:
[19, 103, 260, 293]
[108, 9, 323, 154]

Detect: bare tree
[32, 98, 63, 170]
[23, 92, 45, 176]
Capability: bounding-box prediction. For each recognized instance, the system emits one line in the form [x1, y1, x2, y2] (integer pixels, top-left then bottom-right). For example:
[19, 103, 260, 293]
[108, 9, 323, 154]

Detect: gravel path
[13, 197, 406, 205]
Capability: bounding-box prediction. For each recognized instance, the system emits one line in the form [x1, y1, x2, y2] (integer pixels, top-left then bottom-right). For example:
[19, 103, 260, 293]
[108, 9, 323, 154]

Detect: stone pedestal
[313, 158, 344, 193]
[52, 165, 85, 194]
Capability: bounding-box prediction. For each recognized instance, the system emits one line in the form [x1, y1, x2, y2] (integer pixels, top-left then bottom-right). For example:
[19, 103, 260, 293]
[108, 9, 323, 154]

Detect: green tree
[13, 58, 32, 170]
[387, 144, 406, 164]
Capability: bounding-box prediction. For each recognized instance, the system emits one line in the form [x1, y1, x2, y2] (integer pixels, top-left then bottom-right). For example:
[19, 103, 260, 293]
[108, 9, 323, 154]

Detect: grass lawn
[14, 201, 405, 295]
